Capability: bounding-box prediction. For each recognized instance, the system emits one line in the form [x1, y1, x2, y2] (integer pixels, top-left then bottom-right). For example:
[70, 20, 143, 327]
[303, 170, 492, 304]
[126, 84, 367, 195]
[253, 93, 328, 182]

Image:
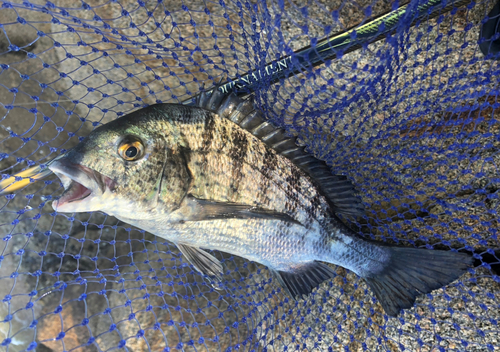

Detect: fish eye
[118, 138, 144, 161]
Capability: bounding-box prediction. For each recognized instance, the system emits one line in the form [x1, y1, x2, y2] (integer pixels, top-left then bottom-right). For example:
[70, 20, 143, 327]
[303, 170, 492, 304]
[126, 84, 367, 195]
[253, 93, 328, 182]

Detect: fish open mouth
[49, 160, 116, 212]
[58, 179, 93, 204]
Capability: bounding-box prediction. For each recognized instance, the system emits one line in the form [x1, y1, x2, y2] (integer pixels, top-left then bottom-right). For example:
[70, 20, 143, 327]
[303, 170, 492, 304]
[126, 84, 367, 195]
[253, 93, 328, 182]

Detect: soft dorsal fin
[195, 87, 364, 217]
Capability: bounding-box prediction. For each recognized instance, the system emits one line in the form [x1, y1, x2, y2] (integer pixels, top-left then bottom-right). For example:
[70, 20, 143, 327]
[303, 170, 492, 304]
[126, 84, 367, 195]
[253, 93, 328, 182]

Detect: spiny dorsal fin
[195, 86, 365, 217]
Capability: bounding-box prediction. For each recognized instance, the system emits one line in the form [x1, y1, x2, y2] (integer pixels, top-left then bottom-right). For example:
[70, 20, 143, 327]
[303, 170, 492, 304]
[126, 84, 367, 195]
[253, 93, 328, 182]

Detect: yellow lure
[0, 157, 60, 195]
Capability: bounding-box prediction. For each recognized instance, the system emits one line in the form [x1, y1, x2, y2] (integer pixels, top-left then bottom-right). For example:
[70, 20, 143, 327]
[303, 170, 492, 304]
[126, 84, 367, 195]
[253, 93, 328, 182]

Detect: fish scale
[179, 110, 331, 228]
[0, 88, 474, 317]
[172, 219, 313, 269]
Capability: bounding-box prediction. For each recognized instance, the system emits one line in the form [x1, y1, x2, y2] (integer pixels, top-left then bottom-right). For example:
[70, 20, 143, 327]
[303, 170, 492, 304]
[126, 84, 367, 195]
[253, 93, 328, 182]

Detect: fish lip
[48, 158, 116, 211]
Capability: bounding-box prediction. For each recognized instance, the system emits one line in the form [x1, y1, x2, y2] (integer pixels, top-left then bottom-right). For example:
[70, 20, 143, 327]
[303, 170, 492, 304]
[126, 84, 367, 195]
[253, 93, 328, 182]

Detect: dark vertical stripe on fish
[202, 112, 217, 150]
[258, 148, 279, 206]
[307, 193, 323, 226]
[178, 105, 196, 150]
[285, 169, 302, 215]
[199, 112, 217, 181]
[228, 130, 249, 199]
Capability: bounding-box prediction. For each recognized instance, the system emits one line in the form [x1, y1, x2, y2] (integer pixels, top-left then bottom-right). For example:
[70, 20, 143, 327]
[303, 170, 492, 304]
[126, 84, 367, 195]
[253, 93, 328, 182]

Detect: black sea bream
[0, 88, 473, 316]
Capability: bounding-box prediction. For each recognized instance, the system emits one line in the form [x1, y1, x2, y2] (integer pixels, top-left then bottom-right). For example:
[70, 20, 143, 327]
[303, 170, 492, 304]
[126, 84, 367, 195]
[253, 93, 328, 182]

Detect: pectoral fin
[186, 196, 303, 226]
[177, 243, 223, 281]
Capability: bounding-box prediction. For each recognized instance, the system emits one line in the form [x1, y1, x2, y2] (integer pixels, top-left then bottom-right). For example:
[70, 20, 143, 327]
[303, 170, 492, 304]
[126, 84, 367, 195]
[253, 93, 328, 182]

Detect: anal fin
[271, 262, 336, 299]
[177, 243, 223, 281]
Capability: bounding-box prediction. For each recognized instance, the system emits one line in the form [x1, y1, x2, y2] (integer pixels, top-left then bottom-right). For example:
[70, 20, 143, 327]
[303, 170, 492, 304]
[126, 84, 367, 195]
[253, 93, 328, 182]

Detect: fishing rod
[183, 0, 471, 105]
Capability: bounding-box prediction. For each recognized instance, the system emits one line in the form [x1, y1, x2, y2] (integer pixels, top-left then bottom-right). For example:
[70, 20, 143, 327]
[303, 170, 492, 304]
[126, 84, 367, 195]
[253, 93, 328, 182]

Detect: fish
[0, 87, 473, 317]
[479, 0, 500, 58]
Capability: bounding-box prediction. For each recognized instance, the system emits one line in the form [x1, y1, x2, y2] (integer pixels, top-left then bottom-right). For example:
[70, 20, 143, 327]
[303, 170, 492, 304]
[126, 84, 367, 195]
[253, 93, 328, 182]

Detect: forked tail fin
[365, 247, 473, 316]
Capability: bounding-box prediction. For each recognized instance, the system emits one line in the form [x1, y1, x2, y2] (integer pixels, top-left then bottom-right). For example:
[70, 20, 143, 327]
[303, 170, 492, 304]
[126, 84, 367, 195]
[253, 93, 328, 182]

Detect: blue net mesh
[0, 0, 499, 350]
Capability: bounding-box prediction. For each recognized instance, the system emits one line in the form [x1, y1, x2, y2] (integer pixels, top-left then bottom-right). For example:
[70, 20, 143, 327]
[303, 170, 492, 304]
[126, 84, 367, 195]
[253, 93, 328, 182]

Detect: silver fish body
[45, 90, 471, 317]
[50, 103, 383, 272]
